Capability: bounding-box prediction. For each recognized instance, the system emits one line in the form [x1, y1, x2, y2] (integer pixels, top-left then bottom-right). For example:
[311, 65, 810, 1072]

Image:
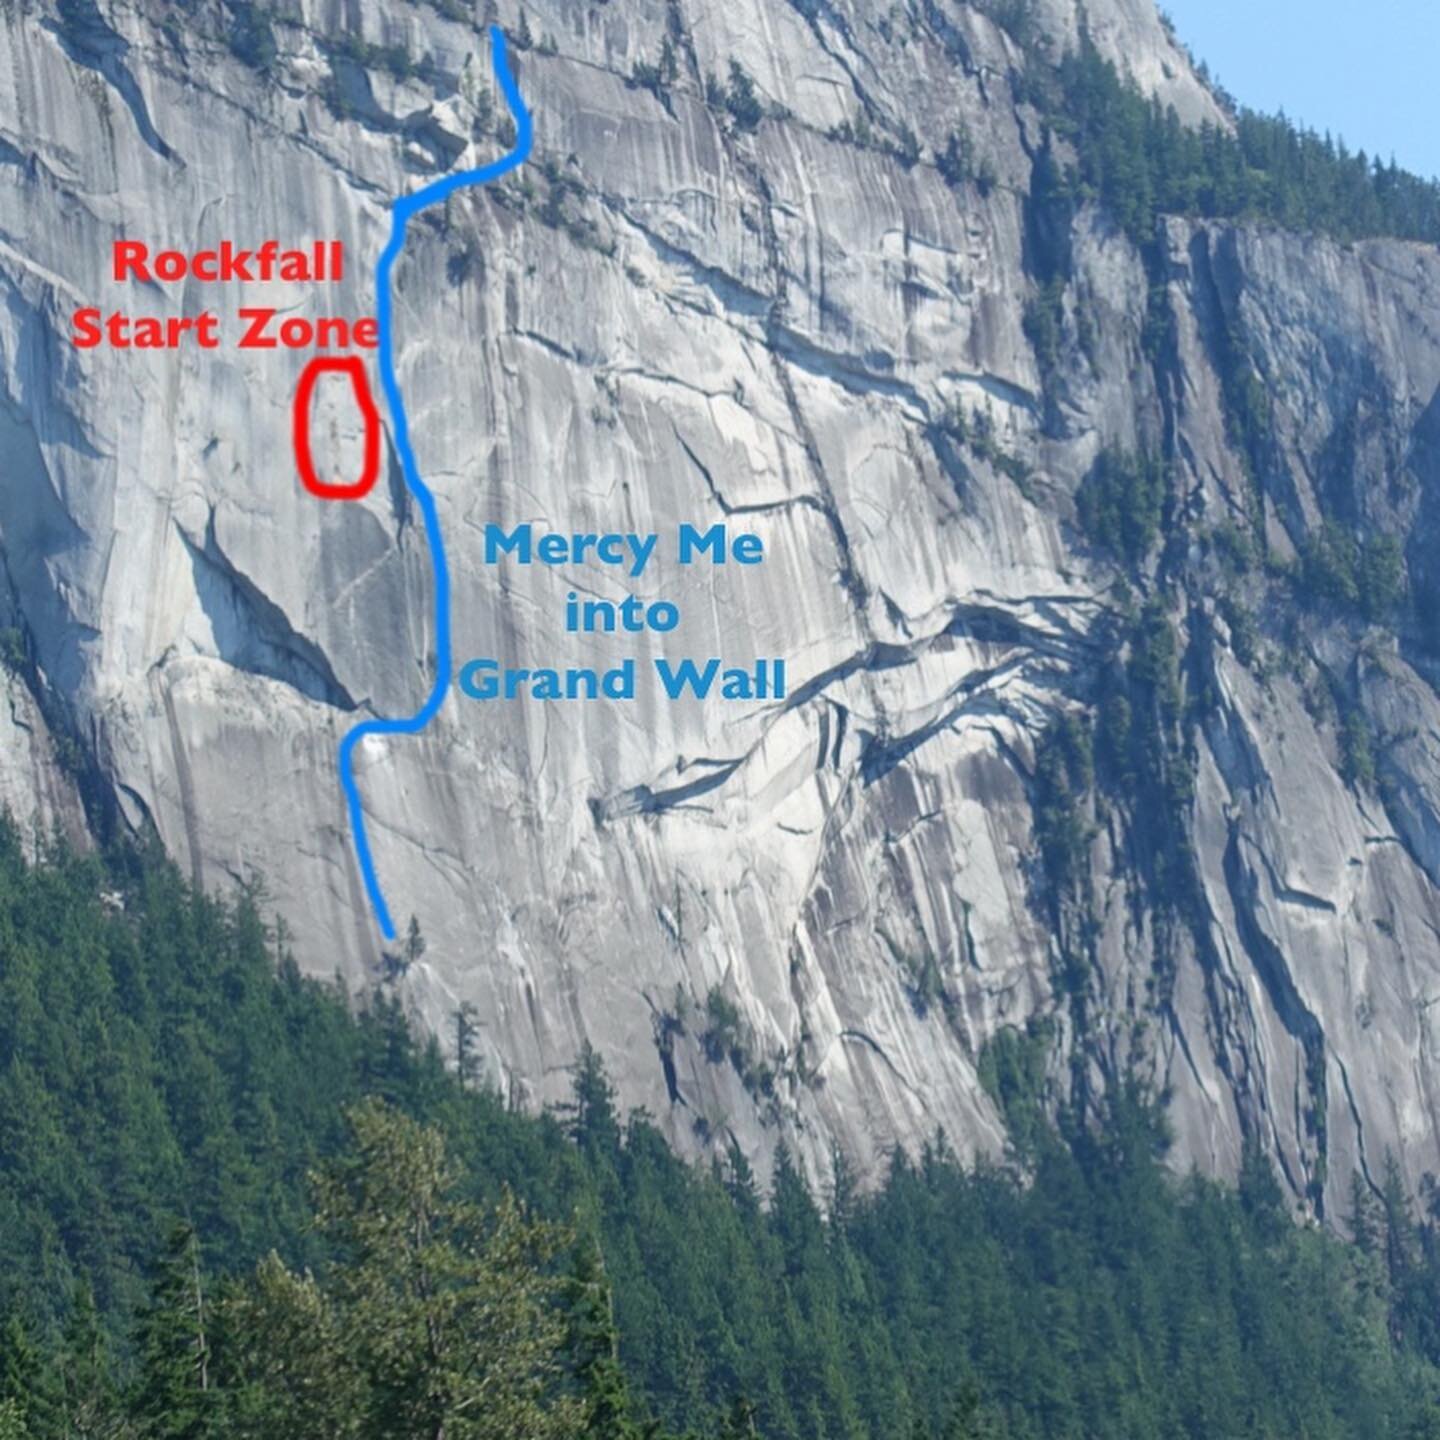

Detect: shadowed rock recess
[5, 0, 1440, 1215]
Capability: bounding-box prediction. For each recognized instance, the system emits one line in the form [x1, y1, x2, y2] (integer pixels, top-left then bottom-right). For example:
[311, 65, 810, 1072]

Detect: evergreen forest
[1016, 18, 1440, 248]
[1, 825, 1440, 1438]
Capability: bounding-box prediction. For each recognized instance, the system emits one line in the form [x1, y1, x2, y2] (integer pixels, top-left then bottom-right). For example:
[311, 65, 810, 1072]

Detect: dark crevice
[178, 513, 357, 712]
[1223, 823, 1329, 1212]
[591, 757, 744, 824]
[50, 2, 179, 162]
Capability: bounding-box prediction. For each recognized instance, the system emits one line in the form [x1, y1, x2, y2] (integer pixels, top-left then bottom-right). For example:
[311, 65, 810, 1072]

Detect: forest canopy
[0, 827, 1439, 1437]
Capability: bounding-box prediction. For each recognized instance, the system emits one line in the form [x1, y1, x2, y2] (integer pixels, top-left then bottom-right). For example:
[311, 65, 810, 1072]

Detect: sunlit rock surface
[2, 0, 1438, 1212]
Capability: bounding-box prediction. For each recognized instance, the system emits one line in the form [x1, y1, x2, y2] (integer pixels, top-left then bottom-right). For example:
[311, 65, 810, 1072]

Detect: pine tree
[404, 914, 427, 968]
[1238, 1140, 1288, 1245]
[0, 1317, 57, 1439]
[723, 1140, 760, 1218]
[1351, 1172, 1385, 1256]
[769, 1143, 823, 1280]
[724, 62, 763, 133]
[564, 1043, 621, 1155]
[59, 1283, 119, 1439]
[828, 1143, 858, 1236]
[453, 1002, 481, 1087]
[218, 1251, 359, 1440]
[566, 1238, 638, 1440]
[308, 1099, 583, 1440]
[130, 1222, 214, 1440]
[1384, 1152, 1420, 1284]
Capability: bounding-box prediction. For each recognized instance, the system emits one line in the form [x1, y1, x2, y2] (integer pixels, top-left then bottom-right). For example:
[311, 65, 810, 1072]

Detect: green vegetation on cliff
[1023, 23, 1440, 248]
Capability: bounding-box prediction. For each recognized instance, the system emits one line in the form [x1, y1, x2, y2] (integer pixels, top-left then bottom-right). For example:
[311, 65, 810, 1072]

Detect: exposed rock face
[0, 666, 87, 853]
[2, 0, 1438, 1211]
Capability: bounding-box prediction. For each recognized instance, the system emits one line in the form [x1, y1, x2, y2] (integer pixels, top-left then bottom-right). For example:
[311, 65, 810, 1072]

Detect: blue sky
[1159, 0, 1440, 179]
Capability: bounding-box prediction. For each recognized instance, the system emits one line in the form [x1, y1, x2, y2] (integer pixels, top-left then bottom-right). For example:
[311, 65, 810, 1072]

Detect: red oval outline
[293, 355, 381, 501]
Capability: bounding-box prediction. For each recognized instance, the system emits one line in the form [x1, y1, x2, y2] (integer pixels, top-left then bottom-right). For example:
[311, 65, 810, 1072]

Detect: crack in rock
[177, 512, 357, 712]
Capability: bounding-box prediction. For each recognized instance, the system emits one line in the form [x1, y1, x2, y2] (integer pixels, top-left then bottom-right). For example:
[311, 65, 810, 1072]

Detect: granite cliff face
[3, 0, 1439, 1213]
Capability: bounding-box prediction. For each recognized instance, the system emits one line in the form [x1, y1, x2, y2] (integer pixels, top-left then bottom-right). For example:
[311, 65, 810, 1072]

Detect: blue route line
[338, 26, 533, 942]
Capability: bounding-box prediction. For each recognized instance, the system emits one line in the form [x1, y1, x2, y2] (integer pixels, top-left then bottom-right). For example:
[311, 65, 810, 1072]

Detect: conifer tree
[404, 914, 427, 969]
[307, 1099, 582, 1440]
[219, 1253, 358, 1440]
[1385, 1152, 1420, 1283]
[453, 1002, 481, 1088]
[0, 1318, 56, 1440]
[59, 1284, 119, 1440]
[130, 1222, 214, 1440]
[827, 1143, 858, 1236]
[1352, 1172, 1386, 1256]
[565, 1043, 621, 1155]
[565, 1239, 638, 1440]
[723, 1140, 760, 1218]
